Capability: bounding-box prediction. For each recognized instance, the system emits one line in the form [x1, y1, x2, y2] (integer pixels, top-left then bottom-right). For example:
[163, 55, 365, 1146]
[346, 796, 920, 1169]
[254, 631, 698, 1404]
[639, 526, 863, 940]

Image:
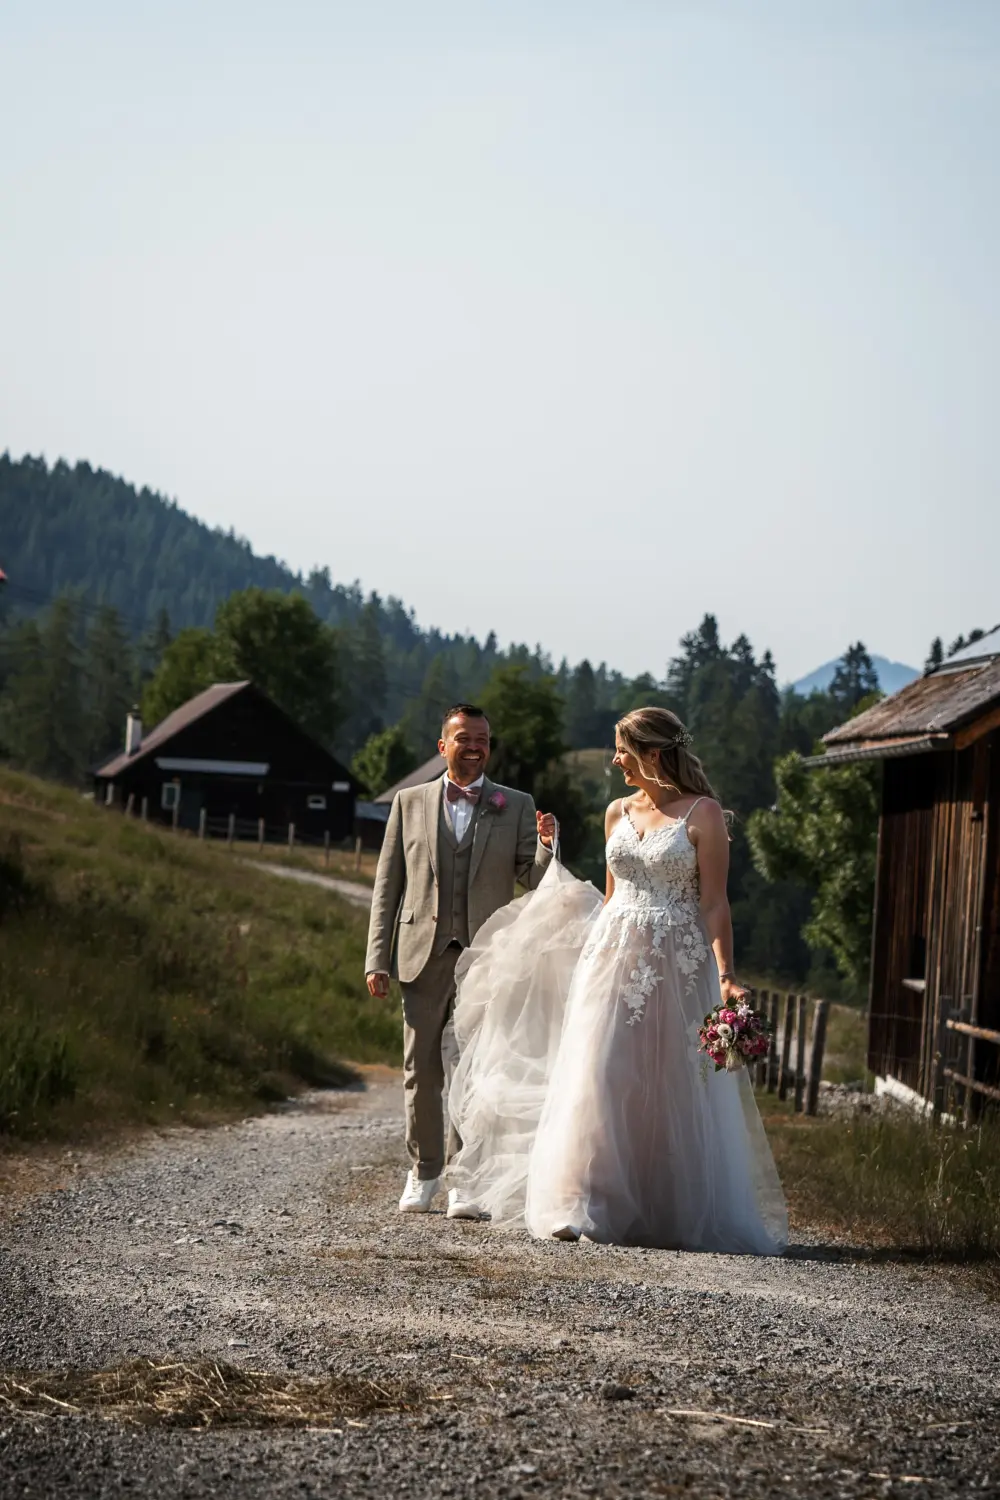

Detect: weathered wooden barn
[812, 629, 1000, 1115]
[94, 681, 360, 843]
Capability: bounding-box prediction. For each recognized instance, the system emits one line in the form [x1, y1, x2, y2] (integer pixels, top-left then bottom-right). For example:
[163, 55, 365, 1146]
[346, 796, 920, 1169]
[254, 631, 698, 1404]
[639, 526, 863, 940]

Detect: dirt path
[245, 862, 374, 908]
[1, 1077, 998, 1499]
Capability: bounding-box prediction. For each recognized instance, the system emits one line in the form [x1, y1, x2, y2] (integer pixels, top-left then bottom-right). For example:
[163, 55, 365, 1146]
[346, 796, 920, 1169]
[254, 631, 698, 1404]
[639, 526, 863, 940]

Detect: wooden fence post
[354, 835, 363, 872]
[288, 822, 296, 852]
[171, 797, 180, 833]
[258, 817, 265, 852]
[141, 797, 149, 822]
[806, 998, 830, 1116]
[778, 994, 795, 1101]
[125, 793, 135, 818]
[227, 813, 236, 848]
[198, 808, 207, 840]
[324, 830, 331, 868]
[767, 992, 780, 1092]
[794, 994, 808, 1113]
[754, 989, 769, 1088]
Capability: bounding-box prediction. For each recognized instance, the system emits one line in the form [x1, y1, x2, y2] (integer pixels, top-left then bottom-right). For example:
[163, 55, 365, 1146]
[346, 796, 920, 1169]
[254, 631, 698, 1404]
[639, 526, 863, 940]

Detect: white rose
[716, 1023, 734, 1042]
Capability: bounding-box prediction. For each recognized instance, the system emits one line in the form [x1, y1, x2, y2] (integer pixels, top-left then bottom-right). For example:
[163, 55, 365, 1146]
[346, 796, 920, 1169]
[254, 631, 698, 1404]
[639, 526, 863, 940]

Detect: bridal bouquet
[698, 998, 771, 1075]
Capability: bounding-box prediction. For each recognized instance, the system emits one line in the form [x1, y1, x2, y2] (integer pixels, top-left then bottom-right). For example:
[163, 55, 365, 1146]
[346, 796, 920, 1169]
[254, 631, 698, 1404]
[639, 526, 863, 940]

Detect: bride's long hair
[615, 706, 721, 804]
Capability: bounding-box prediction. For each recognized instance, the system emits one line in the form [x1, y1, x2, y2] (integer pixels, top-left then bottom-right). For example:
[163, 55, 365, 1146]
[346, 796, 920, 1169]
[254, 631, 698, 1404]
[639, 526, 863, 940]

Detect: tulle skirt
[448, 861, 787, 1255]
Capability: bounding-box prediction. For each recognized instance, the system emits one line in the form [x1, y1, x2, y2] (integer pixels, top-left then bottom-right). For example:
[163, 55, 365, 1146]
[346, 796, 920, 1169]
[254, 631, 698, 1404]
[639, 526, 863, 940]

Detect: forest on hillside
[1, 453, 985, 1005]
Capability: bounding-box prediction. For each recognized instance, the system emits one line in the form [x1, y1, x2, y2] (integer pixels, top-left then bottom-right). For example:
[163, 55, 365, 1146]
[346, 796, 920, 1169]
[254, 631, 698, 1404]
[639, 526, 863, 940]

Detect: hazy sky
[2, 1, 997, 682]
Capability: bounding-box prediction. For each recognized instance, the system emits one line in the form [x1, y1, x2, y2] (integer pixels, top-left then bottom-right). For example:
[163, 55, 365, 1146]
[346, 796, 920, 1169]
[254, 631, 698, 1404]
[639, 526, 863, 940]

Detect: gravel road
[1, 1075, 998, 1500]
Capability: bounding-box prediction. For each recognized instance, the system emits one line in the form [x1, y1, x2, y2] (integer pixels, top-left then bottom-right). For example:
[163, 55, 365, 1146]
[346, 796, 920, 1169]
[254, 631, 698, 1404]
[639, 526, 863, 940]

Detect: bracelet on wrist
[719, 970, 737, 982]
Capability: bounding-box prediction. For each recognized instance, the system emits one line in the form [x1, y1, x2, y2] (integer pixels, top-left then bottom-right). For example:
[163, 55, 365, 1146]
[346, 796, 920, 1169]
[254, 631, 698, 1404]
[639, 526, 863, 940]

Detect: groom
[365, 704, 556, 1217]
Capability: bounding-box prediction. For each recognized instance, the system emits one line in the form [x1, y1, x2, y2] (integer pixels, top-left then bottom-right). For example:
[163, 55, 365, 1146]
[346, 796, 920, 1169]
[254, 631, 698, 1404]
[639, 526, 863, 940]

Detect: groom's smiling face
[440, 713, 491, 786]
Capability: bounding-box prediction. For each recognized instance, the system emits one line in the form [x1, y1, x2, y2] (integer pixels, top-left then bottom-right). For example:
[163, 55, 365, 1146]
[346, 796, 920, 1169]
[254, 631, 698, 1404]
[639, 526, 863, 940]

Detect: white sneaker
[398, 1171, 441, 1213]
[446, 1189, 483, 1221]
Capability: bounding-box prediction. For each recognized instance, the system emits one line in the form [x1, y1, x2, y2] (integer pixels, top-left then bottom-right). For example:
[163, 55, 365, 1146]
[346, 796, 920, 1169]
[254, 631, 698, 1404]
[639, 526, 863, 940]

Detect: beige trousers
[401, 945, 463, 1181]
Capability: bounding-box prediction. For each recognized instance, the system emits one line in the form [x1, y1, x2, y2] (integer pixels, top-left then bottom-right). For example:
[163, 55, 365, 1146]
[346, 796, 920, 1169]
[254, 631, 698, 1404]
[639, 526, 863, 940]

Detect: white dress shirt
[442, 773, 485, 845]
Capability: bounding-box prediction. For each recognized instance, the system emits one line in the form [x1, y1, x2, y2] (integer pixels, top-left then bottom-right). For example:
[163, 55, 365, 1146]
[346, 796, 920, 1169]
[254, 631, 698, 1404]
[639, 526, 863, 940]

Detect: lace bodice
[588, 800, 710, 1025]
[606, 805, 701, 916]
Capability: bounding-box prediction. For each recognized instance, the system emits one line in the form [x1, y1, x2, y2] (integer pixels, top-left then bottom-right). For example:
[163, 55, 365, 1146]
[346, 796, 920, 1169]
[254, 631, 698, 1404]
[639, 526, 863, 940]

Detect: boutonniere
[485, 791, 507, 814]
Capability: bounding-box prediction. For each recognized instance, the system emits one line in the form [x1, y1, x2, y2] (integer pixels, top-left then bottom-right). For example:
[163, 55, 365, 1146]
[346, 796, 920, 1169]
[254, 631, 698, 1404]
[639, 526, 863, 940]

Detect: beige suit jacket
[364, 775, 553, 985]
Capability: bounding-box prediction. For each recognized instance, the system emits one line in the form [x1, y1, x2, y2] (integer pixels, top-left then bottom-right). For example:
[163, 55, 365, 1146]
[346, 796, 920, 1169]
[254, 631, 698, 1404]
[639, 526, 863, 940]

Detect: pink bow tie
[446, 781, 481, 805]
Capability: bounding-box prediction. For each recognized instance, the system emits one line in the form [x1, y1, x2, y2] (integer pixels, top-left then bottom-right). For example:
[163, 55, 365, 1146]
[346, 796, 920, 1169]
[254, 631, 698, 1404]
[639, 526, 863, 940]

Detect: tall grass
[0, 770, 399, 1139]
[766, 1107, 1000, 1268]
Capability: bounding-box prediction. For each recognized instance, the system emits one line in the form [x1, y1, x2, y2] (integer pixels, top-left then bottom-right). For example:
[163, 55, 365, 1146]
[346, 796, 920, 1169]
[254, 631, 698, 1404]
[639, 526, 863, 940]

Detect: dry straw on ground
[0, 1359, 440, 1429]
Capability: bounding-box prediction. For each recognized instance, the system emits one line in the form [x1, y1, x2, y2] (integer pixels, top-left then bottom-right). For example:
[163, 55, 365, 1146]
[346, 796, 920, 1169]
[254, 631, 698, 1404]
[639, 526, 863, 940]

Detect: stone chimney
[125, 708, 143, 756]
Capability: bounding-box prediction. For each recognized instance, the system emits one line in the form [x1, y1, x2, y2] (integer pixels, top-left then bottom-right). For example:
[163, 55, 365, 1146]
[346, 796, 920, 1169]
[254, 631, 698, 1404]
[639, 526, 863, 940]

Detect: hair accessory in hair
[666, 730, 694, 748]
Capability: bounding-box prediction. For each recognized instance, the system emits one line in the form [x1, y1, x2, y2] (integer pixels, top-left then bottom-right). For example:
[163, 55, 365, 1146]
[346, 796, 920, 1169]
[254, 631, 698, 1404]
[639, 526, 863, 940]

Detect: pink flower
[487, 791, 507, 812]
[719, 1008, 738, 1026]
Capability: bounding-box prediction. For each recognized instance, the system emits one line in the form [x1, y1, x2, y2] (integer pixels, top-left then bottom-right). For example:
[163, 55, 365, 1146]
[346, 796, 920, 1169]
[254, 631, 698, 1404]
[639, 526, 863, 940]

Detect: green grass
[764, 1106, 1000, 1274]
[0, 769, 399, 1140]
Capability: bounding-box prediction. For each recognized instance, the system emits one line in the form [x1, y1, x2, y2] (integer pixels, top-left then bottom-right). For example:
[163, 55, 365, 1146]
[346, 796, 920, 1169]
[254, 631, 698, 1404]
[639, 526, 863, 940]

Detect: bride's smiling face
[613, 734, 654, 788]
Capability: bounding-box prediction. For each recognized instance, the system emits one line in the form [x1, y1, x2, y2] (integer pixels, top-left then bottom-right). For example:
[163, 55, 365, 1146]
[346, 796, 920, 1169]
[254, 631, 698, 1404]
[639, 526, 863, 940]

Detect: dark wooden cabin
[811, 629, 1000, 1115]
[94, 681, 360, 844]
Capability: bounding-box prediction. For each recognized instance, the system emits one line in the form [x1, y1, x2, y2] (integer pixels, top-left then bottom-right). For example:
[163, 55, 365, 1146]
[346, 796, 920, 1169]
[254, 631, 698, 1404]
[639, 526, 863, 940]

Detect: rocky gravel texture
[1, 1075, 999, 1499]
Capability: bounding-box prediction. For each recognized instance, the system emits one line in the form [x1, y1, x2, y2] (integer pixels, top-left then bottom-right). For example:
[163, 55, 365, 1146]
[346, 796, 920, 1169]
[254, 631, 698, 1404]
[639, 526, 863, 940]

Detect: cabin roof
[96, 682, 251, 778]
[373, 752, 446, 803]
[95, 680, 358, 789]
[809, 639, 1000, 767]
[824, 658, 1000, 747]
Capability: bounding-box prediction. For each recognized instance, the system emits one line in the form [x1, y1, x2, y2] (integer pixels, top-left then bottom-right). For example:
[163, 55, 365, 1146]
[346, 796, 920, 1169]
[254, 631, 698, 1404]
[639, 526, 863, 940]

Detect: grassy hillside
[0, 769, 398, 1140]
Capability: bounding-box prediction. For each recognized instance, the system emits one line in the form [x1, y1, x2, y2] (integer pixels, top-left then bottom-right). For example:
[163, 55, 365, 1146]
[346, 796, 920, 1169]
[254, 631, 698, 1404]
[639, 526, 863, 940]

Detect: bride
[447, 706, 787, 1254]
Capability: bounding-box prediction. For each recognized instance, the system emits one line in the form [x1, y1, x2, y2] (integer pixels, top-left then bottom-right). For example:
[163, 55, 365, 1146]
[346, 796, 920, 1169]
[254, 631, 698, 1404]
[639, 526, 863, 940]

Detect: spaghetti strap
[681, 797, 705, 824]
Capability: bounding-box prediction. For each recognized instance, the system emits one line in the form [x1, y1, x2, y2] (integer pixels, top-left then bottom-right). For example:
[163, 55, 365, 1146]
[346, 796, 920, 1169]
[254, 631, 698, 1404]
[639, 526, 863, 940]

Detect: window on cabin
[307, 794, 327, 811]
[161, 783, 180, 811]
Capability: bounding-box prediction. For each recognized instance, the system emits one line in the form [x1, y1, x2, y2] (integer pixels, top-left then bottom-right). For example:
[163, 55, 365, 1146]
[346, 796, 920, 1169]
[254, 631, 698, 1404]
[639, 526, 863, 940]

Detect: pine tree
[924, 637, 944, 675]
[139, 607, 173, 687]
[666, 614, 723, 719]
[565, 660, 599, 748]
[402, 654, 460, 753]
[0, 596, 86, 782]
[342, 596, 388, 749]
[946, 627, 986, 659]
[85, 605, 135, 767]
[829, 643, 880, 714]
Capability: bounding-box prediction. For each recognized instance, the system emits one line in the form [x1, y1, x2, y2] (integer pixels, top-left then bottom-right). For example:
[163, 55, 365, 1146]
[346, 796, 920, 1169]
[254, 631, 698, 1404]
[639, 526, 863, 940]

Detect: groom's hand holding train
[364, 703, 555, 1217]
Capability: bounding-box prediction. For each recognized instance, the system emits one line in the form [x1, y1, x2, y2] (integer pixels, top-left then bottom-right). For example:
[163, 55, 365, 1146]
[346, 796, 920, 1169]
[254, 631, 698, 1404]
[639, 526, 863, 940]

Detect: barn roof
[809, 637, 1000, 767]
[373, 752, 446, 803]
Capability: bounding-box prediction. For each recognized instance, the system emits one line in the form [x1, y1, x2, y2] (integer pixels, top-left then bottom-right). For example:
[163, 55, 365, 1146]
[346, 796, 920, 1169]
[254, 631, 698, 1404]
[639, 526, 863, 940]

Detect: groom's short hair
[442, 703, 488, 732]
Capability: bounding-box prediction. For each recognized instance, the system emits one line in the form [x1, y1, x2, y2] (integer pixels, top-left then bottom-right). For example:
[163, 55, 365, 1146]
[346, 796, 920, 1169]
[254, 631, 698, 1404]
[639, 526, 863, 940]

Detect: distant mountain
[791, 655, 919, 699]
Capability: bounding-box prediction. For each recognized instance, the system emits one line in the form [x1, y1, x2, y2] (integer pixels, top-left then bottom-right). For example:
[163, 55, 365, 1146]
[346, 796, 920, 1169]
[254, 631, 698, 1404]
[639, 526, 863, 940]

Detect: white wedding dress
[448, 802, 787, 1253]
